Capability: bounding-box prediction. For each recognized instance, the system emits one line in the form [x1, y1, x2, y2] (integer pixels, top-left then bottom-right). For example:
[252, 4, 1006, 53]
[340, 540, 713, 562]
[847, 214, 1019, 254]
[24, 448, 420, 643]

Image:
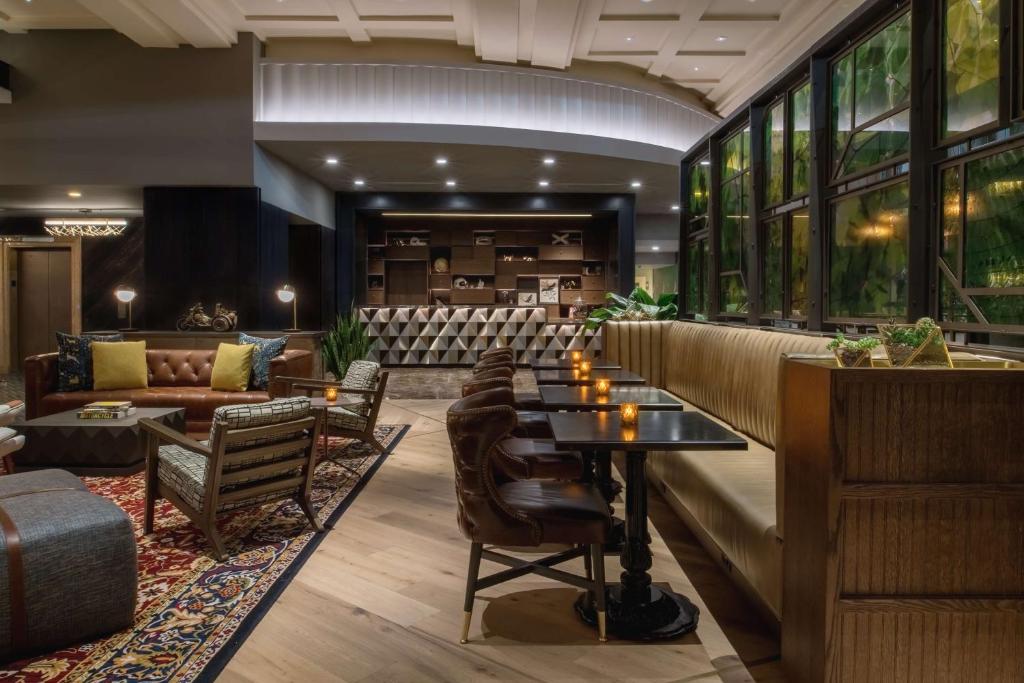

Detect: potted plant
[322, 310, 372, 380]
[878, 317, 953, 367]
[584, 287, 678, 331]
[827, 334, 880, 368]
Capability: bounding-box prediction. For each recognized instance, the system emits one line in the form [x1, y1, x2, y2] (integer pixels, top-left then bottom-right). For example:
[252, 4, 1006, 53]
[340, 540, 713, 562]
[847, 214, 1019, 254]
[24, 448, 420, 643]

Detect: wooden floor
[221, 399, 786, 682]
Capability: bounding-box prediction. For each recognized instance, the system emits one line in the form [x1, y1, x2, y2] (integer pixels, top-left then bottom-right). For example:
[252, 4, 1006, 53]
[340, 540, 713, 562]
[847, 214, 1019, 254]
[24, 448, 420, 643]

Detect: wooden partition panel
[780, 358, 1024, 682]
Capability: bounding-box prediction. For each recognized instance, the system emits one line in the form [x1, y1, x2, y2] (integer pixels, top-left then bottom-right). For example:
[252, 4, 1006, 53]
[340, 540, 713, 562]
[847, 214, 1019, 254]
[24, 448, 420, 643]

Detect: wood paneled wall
[780, 358, 1024, 682]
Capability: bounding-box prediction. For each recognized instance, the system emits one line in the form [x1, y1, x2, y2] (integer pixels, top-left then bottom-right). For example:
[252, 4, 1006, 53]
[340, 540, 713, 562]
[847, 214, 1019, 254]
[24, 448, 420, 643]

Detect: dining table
[532, 368, 647, 386]
[538, 385, 683, 411]
[529, 359, 622, 370]
[547, 410, 748, 641]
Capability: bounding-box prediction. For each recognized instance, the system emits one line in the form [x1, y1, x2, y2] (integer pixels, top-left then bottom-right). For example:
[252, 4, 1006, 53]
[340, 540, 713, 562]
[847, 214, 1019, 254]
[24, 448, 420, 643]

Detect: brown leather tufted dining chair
[461, 373, 552, 439]
[447, 389, 610, 643]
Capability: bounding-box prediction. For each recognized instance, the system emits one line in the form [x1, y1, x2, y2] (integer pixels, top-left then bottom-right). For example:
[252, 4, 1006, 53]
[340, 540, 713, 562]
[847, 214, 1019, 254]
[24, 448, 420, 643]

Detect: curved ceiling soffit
[255, 61, 719, 164]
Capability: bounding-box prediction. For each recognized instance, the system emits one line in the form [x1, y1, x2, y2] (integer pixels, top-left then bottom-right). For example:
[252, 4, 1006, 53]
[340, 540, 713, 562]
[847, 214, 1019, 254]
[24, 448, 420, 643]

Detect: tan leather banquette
[24, 348, 313, 436]
[603, 320, 831, 621]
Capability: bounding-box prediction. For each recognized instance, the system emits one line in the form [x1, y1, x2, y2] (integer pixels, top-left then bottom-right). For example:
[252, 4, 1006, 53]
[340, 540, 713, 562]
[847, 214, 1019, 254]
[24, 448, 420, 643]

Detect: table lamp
[114, 285, 137, 331]
[276, 285, 299, 332]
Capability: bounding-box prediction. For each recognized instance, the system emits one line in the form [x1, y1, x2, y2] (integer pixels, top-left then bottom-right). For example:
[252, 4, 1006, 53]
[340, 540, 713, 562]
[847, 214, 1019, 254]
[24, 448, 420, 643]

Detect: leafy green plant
[585, 287, 678, 331]
[826, 333, 881, 352]
[322, 310, 371, 380]
[881, 317, 941, 349]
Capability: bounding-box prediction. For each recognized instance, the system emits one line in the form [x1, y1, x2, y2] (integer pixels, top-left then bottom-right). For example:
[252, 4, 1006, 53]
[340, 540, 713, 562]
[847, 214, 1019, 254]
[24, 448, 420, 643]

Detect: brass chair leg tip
[460, 610, 472, 644]
[459, 638, 468, 644]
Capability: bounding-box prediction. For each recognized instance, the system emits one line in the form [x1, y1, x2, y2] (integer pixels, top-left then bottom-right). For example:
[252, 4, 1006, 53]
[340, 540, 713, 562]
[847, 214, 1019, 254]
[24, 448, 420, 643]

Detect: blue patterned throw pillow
[56, 332, 124, 392]
[238, 333, 288, 390]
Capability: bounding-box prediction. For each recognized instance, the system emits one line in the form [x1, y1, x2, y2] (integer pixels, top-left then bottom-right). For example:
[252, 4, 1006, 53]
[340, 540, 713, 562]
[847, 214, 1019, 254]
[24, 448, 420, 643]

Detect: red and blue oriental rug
[0, 424, 409, 682]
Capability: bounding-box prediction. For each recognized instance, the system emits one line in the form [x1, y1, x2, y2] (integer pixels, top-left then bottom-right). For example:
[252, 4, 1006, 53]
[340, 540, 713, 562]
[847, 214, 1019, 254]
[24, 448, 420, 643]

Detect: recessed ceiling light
[538, 180, 550, 187]
[671, 204, 680, 211]
[325, 157, 339, 165]
[67, 191, 82, 198]
[715, 36, 728, 42]
[435, 156, 448, 166]
[626, 36, 634, 42]
[693, 66, 700, 72]
[353, 179, 365, 187]
[543, 157, 556, 165]
[700, 160, 711, 166]
[652, 245, 661, 251]
[445, 179, 457, 187]
[630, 180, 642, 188]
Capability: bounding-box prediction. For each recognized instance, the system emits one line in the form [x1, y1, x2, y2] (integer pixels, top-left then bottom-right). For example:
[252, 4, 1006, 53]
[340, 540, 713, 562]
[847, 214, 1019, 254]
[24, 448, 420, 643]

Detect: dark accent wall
[288, 224, 337, 329]
[82, 218, 144, 331]
[258, 202, 291, 330]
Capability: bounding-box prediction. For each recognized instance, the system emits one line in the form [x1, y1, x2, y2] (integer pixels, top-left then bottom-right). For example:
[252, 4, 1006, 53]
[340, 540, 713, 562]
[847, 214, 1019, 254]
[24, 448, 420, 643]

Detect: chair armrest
[268, 350, 314, 398]
[0, 401, 24, 428]
[139, 418, 212, 457]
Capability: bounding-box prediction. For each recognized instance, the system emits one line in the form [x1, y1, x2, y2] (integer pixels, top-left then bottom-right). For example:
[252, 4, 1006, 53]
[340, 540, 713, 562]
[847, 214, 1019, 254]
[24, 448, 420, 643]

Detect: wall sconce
[324, 386, 339, 402]
[571, 350, 583, 368]
[620, 402, 639, 427]
[594, 378, 611, 396]
[114, 285, 137, 331]
[276, 285, 299, 332]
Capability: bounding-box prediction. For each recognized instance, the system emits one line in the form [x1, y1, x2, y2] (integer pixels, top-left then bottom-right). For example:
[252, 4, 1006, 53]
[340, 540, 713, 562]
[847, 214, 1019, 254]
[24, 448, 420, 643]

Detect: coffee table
[13, 407, 186, 475]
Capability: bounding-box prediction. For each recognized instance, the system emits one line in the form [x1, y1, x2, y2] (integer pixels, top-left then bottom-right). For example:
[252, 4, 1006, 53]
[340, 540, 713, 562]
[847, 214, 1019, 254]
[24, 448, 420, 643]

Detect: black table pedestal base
[575, 585, 699, 641]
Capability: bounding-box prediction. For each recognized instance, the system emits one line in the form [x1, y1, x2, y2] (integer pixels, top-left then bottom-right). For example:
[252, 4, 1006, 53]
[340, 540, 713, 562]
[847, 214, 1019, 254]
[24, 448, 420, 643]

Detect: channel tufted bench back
[147, 350, 217, 386]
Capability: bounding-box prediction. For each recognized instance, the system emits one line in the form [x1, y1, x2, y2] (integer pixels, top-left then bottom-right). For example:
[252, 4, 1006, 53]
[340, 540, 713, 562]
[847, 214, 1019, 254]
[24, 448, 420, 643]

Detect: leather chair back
[447, 388, 539, 546]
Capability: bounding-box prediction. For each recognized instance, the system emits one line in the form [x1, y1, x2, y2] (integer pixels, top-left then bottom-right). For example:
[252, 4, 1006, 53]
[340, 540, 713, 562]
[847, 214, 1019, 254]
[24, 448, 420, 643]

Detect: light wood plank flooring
[220, 399, 786, 682]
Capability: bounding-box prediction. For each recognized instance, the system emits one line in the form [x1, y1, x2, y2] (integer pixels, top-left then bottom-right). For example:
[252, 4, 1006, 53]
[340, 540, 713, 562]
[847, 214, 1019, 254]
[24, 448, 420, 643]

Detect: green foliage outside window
[720, 127, 751, 314]
[943, 0, 1000, 138]
[689, 161, 710, 216]
[830, 181, 910, 319]
[840, 109, 911, 177]
[791, 211, 810, 317]
[686, 239, 710, 318]
[790, 83, 812, 197]
[763, 218, 784, 315]
[764, 101, 785, 207]
[941, 166, 962, 276]
[720, 274, 749, 314]
[853, 13, 911, 124]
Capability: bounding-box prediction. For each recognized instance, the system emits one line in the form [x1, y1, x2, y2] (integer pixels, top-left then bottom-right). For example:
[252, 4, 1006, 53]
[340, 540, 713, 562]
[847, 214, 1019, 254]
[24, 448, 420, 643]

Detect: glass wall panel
[791, 210, 810, 317]
[690, 162, 710, 216]
[765, 101, 785, 206]
[838, 109, 911, 176]
[830, 181, 910, 319]
[853, 13, 912, 125]
[720, 273, 749, 314]
[790, 83, 812, 197]
[763, 218, 784, 315]
[963, 147, 1024, 288]
[719, 127, 751, 314]
[720, 178, 746, 272]
[832, 54, 855, 176]
[941, 166, 962, 276]
[722, 133, 746, 179]
[942, 0, 1000, 138]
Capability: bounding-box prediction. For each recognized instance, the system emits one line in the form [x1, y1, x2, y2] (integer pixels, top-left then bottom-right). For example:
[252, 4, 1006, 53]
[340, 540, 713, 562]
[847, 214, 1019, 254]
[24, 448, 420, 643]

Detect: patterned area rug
[1, 424, 409, 682]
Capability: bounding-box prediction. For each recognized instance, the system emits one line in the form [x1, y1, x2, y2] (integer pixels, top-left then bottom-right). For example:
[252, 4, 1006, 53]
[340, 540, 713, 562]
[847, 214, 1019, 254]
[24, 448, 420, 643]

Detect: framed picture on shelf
[539, 277, 559, 304]
[518, 292, 538, 306]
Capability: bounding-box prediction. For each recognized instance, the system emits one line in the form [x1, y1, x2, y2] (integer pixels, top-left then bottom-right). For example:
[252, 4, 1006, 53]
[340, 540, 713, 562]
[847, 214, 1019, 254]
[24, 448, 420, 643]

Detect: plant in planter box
[878, 317, 953, 367]
[826, 334, 880, 368]
[584, 287, 678, 331]
[322, 310, 372, 380]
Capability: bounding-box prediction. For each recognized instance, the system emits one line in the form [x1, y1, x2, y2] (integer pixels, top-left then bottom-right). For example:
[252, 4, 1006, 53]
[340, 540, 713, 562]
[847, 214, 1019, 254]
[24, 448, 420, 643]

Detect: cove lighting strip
[44, 218, 128, 238]
[380, 212, 592, 218]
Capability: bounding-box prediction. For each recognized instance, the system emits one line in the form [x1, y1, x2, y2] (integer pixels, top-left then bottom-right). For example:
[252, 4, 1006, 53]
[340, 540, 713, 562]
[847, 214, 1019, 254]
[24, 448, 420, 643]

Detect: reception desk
[359, 306, 599, 366]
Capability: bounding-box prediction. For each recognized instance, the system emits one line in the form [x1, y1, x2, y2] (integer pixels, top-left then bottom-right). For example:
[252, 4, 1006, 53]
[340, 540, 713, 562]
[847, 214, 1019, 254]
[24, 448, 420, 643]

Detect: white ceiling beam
[76, 0, 183, 47]
[571, 0, 604, 61]
[530, 0, 581, 69]
[517, 0, 537, 63]
[325, 0, 370, 42]
[473, 0, 519, 64]
[646, 0, 716, 78]
[136, 0, 235, 47]
[451, 0, 475, 47]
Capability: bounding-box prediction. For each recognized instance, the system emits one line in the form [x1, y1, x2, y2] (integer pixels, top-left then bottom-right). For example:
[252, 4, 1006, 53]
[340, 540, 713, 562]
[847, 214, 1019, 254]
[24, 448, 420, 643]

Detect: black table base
[574, 585, 699, 641]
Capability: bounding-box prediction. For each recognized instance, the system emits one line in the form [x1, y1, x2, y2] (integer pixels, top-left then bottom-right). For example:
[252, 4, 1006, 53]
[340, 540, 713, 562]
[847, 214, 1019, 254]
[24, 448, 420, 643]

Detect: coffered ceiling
[0, 0, 866, 115]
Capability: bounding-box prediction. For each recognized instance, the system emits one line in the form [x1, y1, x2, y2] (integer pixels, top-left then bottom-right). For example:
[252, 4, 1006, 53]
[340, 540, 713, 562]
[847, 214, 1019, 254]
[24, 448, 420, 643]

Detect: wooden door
[16, 249, 71, 361]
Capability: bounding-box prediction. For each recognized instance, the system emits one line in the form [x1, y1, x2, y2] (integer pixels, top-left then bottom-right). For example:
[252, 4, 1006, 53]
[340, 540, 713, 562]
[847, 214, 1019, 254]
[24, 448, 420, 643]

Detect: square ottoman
[0, 469, 137, 660]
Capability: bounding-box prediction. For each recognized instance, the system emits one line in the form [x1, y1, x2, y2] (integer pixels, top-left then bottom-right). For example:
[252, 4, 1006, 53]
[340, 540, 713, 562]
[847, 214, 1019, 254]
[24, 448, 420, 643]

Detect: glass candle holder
[571, 350, 583, 368]
[325, 386, 339, 402]
[594, 378, 611, 396]
[620, 402, 639, 426]
[579, 360, 592, 376]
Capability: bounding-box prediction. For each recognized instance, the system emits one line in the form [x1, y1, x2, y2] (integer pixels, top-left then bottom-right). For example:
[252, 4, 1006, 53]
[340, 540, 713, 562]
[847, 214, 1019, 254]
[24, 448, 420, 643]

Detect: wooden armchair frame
[140, 412, 324, 561]
[278, 372, 391, 454]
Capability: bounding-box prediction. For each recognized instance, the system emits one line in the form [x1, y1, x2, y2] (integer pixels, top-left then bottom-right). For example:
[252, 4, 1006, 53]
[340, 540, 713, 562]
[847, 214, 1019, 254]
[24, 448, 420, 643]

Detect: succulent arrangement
[879, 317, 950, 366]
[827, 333, 881, 367]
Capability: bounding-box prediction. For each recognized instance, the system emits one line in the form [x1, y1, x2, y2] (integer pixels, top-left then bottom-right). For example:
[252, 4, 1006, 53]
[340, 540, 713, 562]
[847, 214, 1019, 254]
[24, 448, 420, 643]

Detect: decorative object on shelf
[409, 236, 427, 246]
[453, 277, 469, 289]
[879, 317, 953, 367]
[620, 402, 639, 427]
[551, 232, 570, 245]
[324, 386, 339, 402]
[276, 285, 299, 332]
[562, 278, 579, 289]
[390, 238, 407, 246]
[594, 378, 611, 396]
[176, 302, 238, 332]
[433, 257, 449, 273]
[475, 279, 486, 289]
[571, 350, 583, 368]
[474, 235, 494, 246]
[585, 287, 678, 331]
[518, 291, 538, 306]
[827, 333, 879, 368]
[323, 309, 371, 381]
[583, 264, 604, 276]
[539, 277, 559, 304]
[114, 285, 137, 331]
[569, 295, 587, 321]
[497, 290, 515, 305]
[368, 276, 384, 290]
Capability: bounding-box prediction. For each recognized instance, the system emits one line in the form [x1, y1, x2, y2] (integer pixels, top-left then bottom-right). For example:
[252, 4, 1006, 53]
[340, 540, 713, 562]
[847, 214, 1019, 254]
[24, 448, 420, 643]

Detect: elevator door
[16, 249, 71, 362]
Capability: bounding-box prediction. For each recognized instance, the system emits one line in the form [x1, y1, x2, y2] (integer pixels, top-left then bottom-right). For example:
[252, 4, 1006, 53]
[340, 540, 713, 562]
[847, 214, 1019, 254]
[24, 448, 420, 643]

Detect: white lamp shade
[114, 286, 136, 303]
[277, 285, 296, 303]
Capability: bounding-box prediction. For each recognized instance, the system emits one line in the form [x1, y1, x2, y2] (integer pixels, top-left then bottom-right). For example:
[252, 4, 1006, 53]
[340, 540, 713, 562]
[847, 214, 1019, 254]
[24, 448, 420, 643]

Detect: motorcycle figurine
[176, 303, 237, 332]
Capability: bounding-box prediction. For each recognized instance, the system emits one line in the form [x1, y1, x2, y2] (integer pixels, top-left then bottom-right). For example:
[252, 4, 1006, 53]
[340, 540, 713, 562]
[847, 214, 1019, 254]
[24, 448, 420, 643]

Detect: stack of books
[77, 401, 136, 420]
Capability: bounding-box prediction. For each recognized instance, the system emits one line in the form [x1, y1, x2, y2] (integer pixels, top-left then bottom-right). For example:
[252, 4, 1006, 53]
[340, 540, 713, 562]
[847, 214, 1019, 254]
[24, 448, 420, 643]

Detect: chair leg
[205, 524, 229, 562]
[298, 495, 325, 532]
[461, 542, 483, 644]
[590, 544, 607, 642]
[144, 452, 159, 535]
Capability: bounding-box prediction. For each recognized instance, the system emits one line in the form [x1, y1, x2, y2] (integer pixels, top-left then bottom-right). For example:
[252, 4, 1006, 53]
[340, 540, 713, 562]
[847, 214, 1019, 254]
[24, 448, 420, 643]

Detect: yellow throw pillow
[92, 341, 149, 391]
[211, 343, 255, 392]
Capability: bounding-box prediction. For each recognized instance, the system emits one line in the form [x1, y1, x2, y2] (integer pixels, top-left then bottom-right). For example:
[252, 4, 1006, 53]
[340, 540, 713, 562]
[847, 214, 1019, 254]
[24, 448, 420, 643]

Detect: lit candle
[571, 350, 583, 368]
[579, 360, 592, 376]
[594, 378, 611, 395]
[325, 386, 339, 402]
[620, 402, 639, 426]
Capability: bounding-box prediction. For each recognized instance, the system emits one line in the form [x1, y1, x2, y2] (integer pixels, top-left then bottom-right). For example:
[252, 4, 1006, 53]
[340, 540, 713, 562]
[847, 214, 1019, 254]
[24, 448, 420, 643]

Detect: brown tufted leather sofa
[603, 320, 831, 623]
[24, 348, 313, 436]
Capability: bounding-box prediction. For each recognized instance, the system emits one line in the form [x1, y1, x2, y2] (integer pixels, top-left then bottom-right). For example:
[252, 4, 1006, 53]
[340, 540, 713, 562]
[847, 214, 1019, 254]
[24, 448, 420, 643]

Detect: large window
[831, 12, 911, 181]
[764, 100, 786, 207]
[938, 144, 1024, 330]
[761, 209, 810, 320]
[790, 82, 812, 197]
[685, 158, 711, 318]
[719, 127, 751, 315]
[942, 0, 1001, 139]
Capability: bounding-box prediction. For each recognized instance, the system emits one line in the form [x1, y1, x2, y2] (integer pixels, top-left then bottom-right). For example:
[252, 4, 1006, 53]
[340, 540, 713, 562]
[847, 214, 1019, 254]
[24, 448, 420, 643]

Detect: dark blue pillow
[56, 332, 124, 392]
[238, 333, 288, 390]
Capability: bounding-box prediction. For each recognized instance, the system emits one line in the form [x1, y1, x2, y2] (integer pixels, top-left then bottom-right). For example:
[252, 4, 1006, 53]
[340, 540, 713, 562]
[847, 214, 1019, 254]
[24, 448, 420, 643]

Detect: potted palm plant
[322, 310, 372, 380]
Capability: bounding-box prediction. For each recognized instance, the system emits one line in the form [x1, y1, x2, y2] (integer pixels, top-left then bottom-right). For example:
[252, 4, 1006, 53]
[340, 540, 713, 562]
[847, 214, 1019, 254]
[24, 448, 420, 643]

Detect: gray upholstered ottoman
[0, 469, 137, 661]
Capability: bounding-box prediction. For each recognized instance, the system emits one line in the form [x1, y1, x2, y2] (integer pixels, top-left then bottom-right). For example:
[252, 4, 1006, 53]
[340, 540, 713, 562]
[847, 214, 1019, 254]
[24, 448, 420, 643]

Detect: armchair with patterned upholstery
[0, 401, 26, 475]
[140, 397, 323, 560]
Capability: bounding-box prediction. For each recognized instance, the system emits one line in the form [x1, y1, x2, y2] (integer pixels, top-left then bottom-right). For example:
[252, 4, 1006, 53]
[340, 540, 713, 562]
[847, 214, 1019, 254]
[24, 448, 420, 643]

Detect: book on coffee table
[78, 401, 136, 420]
